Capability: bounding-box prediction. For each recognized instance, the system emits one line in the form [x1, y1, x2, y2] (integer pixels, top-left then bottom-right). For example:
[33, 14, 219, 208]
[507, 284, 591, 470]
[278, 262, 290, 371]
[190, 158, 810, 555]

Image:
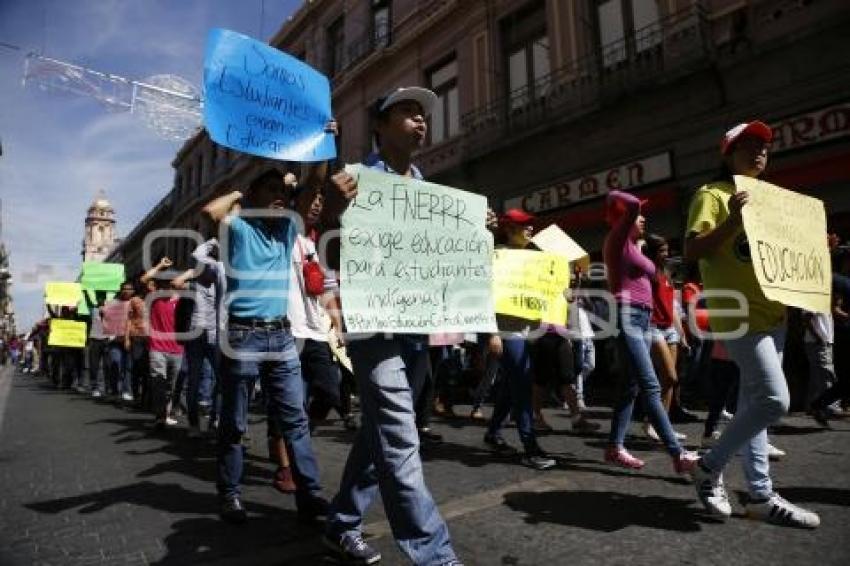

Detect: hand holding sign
[340, 165, 496, 334]
[203, 28, 336, 162]
[737, 176, 831, 313]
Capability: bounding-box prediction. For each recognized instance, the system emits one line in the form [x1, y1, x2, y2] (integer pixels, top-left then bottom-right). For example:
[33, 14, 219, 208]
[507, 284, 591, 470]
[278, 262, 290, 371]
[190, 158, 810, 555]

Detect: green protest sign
[79, 262, 125, 292]
[340, 165, 497, 334]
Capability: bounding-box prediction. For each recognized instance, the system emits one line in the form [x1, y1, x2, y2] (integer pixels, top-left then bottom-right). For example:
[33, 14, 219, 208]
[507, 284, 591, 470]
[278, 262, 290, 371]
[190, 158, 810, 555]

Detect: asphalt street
[1, 366, 848, 565]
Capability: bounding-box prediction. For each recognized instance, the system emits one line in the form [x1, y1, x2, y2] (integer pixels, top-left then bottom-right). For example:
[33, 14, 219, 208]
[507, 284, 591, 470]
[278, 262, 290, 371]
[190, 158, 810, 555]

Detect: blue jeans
[186, 331, 219, 426]
[216, 327, 321, 507]
[487, 336, 536, 452]
[106, 341, 130, 396]
[702, 327, 788, 499]
[609, 304, 683, 456]
[327, 335, 456, 565]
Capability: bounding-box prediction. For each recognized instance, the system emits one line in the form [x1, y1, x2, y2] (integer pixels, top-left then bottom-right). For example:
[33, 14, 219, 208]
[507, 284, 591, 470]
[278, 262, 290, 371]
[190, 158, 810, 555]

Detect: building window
[372, 0, 391, 48]
[501, 1, 550, 111]
[596, 0, 661, 68]
[327, 16, 345, 77]
[428, 57, 459, 145]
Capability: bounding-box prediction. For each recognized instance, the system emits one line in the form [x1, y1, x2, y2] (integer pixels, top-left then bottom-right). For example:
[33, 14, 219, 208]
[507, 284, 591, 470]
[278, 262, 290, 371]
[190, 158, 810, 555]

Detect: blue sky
[0, 0, 303, 331]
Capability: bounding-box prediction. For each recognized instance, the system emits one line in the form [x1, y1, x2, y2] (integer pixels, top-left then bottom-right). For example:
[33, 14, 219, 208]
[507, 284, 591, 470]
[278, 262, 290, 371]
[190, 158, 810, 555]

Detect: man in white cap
[321, 87, 462, 565]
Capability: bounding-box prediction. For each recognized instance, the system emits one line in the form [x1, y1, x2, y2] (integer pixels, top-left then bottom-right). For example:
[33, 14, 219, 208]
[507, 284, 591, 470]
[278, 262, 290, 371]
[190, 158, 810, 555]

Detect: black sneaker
[521, 452, 557, 470]
[322, 533, 382, 564]
[484, 433, 514, 454]
[220, 496, 247, 524]
[811, 407, 831, 428]
[671, 408, 701, 424]
[418, 427, 443, 444]
[297, 494, 330, 523]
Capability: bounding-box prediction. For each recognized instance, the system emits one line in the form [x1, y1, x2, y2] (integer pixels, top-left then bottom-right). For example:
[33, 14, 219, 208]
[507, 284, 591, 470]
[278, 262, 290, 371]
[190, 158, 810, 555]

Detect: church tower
[82, 190, 117, 262]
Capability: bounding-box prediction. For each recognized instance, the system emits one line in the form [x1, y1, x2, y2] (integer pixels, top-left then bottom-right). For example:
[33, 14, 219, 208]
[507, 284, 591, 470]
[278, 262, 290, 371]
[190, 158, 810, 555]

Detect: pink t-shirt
[148, 296, 183, 354]
[603, 191, 654, 308]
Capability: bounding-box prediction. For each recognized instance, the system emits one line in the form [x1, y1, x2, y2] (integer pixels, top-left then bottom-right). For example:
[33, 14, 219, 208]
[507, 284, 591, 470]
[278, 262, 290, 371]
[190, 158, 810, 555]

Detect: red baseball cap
[720, 121, 773, 155]
[500, 208, 535, 226]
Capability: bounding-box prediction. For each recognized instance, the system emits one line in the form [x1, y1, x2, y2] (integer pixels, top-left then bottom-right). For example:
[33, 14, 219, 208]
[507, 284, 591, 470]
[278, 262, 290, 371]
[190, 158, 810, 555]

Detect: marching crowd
[4, 86, 850, 565]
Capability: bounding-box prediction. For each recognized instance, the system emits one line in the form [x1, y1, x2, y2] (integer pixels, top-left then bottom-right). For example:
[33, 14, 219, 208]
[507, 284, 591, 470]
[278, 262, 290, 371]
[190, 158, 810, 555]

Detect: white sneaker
[720, 409, 734, 422]
[165, 416, 179, 426]
[745, 493, 820, 528]
[577, 399, 587, 411]
[121, 392, 134, 403]
[767, 443, 785, 460]
[91, 390, 103, 399]
[674, 430, 688, 441]
[701, 430, 721, 449]
[692, 463, 732, 517]
[643, 423, 660, 442]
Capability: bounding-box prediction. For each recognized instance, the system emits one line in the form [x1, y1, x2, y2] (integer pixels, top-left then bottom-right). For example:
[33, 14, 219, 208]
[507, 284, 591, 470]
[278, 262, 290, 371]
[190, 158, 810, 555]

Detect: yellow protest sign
[44, 282, 83, 307]
[492, 249, 570, 324]
[532, 224, 590, 271]
[48, 319, 87, 348]
[737, 175, 831, 313]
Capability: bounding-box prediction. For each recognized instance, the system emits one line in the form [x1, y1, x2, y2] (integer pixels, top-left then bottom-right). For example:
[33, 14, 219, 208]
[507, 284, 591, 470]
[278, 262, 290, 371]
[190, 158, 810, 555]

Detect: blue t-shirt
[226, 215, 295, 319]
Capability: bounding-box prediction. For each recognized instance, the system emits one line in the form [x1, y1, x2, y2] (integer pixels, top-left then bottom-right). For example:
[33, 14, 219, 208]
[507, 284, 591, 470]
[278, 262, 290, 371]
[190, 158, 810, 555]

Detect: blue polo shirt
[226, 215, 295, 319]
[364, 153, 423, 180]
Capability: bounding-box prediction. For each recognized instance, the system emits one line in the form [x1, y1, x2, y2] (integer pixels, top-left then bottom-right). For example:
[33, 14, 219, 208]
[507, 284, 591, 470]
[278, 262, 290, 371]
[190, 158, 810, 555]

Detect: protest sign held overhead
[531, 224, 590, 271]
[492, 249, 570, 324]
[737, 175, 831, 313]
[203, 28, 336, 162]
[340, 165, 497, 334]
[80, 262, 125, 292]
[44, 281, 83, 307]
[47, 319, 87, 348]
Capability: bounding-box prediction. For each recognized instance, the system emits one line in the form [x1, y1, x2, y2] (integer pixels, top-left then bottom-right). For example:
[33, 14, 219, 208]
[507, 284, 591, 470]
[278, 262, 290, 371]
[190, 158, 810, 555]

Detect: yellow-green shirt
[685, 181, 785, 334]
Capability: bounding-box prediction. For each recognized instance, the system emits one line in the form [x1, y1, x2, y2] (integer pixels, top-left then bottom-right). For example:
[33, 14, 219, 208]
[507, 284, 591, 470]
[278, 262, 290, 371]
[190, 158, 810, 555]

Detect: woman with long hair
[685, 121, 819, 527]
[642, 234, 689, 441]
[603, 191, 697, 472]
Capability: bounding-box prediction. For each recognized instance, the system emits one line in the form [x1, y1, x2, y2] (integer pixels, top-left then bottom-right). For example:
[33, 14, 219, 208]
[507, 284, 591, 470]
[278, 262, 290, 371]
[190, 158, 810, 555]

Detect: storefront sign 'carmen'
[505, 152, 673, 214]
[770, 101, 850, 153]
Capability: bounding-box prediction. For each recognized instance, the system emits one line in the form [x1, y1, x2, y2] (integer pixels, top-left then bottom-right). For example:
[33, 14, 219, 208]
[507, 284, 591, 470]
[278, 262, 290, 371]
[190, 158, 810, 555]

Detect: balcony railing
[330, 21, 392, 82]
[461, 5, 711, 158]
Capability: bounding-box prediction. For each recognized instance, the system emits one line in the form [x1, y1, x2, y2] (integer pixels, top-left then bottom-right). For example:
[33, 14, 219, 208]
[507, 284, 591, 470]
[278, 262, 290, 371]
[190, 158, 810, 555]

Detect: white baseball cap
[720, 121, 773, 154]
[375, 86, 438, 116]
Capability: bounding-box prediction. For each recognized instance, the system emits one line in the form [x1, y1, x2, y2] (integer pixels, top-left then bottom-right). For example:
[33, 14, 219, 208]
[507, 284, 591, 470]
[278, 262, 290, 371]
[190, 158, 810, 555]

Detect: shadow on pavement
[502, 489, 716, 532]
[770, 424, 832, 435]
[149, 513, 324, 565]
[771, 486, 850, 507]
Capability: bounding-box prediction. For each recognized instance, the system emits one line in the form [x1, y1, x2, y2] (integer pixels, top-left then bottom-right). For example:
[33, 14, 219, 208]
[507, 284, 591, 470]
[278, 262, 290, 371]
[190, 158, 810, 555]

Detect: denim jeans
[804, 341, 835, 408]
[87, 338, 109, 393]
[150, 350, 183, 418]
[106, 341, 129, 396]
[702, 326, 788, 499]
[609, 304, 683, 456]
[487, 336, 536, 452]
[326, 335, 456, 565]
[186, 331, 219, 426]
[300, 338, 343, 420]
[574, 338, 595, 402]
[217, 327, 322, 508]
[128, 337, 149, 405]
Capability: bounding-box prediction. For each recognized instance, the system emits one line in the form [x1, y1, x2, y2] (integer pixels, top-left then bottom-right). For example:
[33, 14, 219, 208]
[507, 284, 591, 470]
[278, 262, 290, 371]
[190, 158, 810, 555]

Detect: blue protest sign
[203, 28, 336, 162]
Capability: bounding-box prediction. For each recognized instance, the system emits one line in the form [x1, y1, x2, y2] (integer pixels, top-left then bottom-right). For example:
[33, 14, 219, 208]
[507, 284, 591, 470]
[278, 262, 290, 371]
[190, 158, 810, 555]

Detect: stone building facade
[110, 0, 850, 273]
